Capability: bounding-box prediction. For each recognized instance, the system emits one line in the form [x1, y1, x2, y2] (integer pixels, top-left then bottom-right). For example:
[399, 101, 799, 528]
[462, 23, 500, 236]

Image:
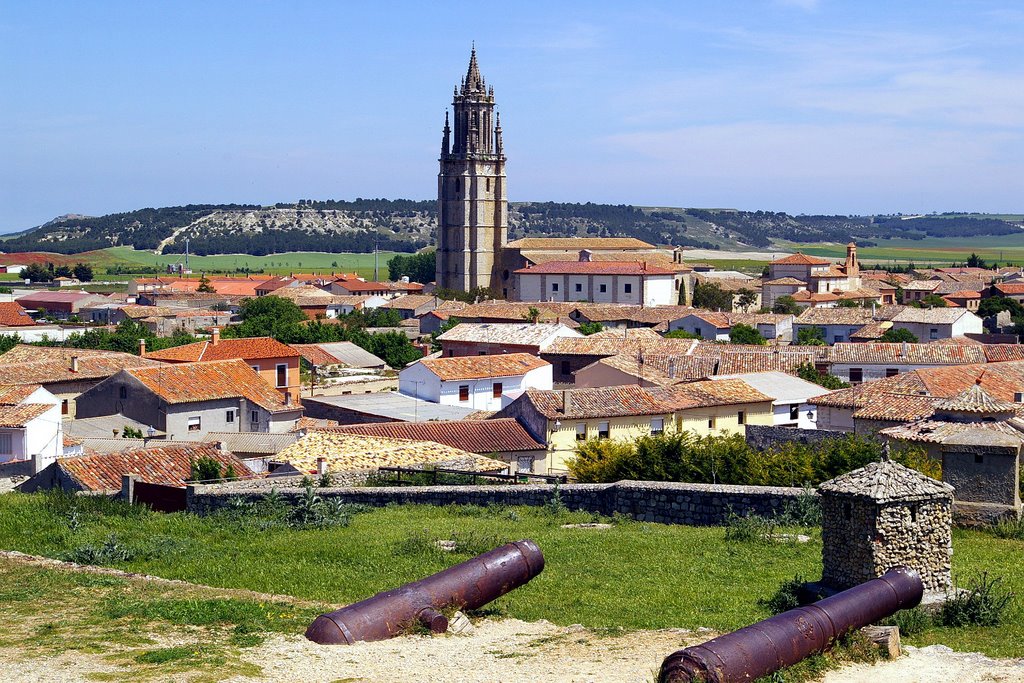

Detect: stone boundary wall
[187, 479, 809, 526]
[745, 425, 847, 452]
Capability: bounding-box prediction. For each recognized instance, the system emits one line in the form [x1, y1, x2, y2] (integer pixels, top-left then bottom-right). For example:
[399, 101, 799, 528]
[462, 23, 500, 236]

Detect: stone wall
[744, 424, 847, 452]
[187, 478, 808, 526]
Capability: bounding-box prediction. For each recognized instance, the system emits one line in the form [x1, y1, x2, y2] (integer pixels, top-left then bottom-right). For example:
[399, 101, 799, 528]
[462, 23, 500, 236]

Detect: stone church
[435, 49, 689, 305]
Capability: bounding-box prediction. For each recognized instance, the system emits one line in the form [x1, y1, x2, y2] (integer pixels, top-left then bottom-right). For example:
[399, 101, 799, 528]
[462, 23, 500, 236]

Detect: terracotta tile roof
[771, 252, 832, 265]
[381, 295, 438, 310]
[764, 277, 808, 286]
[0, 347, 162, 385]
[790, 290, 840, 303]
[934, 384, 1018, 414]
[573, 304, 695, 324]
[795, 307, 882, 326]
[648, 379, 772, 410]
[890, 308, 974, 324]
[126, 359, 293, 412]
[144, 337, 300, 362]
[59, 442, 249, 491]
[587, 327, 664, 340]
[819, 459, 952, 503]
[0, 302, 36, 327]
[982, 344, 1024, 363]
[544, 336, 699, 358]
[851, 393, 942, 421]
[437, 322, 579, 346]
[994, 283, 1024, 295]
[684, 311, 791, 328]
[274, 431, 505, 474]
[714, 349, 823, 375]
[506, 237, 655, 250]
[849, 321, 892, 340]
[0, 403, 52, 427]
[288, 342, 386, 369]
[329, 418, 543, 453]
[456, 301, 580, 324]
[903, 280, 941, 291]
[521, 385, 671, 420]
[515, 260, 677, 276]
[827, 342, 987, 365]
[810, 373, 930, 409]
[416, 353, 549, 381]
[880, 419, 1024, 446]
[585, 353, 718, 386]
[0, 384, 42, 405]
[120, 304, 177, 319]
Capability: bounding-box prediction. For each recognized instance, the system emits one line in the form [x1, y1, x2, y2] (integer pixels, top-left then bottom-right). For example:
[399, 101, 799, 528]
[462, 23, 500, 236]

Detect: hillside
[4, 200, 1022, 256]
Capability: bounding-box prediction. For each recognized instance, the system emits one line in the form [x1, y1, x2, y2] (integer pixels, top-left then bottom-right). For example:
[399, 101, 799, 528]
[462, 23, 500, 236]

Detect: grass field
[779, 234, 1024, 267]
[1, 492, 1023, 659]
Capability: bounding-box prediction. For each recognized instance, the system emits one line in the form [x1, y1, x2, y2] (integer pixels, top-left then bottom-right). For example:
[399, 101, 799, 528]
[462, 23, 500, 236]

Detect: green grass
[2, 492, 1024, 659]
[778, 234, 1024, 266]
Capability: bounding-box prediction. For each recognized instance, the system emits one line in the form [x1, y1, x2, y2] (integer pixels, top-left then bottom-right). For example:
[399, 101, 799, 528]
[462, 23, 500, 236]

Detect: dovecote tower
[435, 46, 508, 293]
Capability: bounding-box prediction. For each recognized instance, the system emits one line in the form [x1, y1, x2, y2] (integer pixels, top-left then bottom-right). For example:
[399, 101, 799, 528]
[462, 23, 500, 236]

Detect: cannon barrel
[306, 539, 544, 644]
[658, 567, 923, 683]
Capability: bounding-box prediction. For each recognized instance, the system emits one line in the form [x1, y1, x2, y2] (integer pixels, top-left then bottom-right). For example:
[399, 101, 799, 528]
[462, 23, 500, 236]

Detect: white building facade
[399, 353, 553, 411]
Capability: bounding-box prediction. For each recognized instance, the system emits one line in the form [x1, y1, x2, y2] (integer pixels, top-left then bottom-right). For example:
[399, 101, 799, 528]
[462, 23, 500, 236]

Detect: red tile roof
[515, 260, 677, 276]
[126, 359, 294, 411]
[0, 346, 162, 384]
[0, 302, 36, 327]
[994, 283, 1024, 295]
[144, 337, 300, 362]
[329, 418, 544, 453]
[648, 379, 772, 409]
[520, 385, 671, 419]
[827, 342, 987, 365]
[417, 353, 550, 381]
[771, 252, 832, 265]
[0, 384, 42, 405]
[0, 403, 52, 427]
[59, 442, 249, 491]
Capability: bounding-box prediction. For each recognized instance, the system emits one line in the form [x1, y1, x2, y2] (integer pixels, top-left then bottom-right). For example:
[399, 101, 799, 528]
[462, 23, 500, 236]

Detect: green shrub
[940, 573, 1015, 627]
[778, 487, 821, 527]
[761, 574, 807, 614]
[879, 606, 932, 635]
[62, 533, 133, 565]
[990, 517, 1024, 540]
[725, 511, 776, 543]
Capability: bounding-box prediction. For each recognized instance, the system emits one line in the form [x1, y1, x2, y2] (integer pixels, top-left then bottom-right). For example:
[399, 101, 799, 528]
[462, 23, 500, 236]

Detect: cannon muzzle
[659, 567, 924, 683]
[306, 539, 545, 644]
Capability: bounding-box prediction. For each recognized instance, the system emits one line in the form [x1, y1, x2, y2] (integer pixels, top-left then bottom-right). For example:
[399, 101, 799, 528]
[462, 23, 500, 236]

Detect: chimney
[561, 389, 573, 415]
[70, 356, 79, 373]
[138, 338, 146, 356]
[901, 340, 909, 357]
[668, 358, 676, 379]
[579, 249, 593, 263]
[285, 391, 293, 406]
[317, 457, 328, 476]
[211, 327, 220, 345]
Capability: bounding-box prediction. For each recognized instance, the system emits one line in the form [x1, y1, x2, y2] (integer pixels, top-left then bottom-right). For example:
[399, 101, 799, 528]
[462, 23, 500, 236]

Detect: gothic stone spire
[462, 45, 485, 95]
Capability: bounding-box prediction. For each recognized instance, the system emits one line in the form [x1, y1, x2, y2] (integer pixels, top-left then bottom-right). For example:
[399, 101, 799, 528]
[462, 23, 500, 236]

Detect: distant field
[778, 234, 1024, 266]
[0, 247, 403, 278]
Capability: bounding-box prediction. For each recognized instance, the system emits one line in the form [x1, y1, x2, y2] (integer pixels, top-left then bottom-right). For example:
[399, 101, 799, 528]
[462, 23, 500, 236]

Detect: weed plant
[941, 573, 1015, 627]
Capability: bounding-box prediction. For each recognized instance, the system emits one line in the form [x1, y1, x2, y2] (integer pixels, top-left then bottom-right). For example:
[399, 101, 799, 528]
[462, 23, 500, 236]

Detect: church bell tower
[435, 46, 508, 293]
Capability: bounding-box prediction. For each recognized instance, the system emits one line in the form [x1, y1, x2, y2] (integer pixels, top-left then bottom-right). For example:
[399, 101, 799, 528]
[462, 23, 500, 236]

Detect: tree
[196, 275, 216, 293]
[523, 306, 542, 324]
[54, 265, 73, 278]
[387, 250, 436, 283]
[72, 263, 94, 282]
[796, 362, 850, 389]
[121, 425, 143, 439]
[578, 322, 604, 335]
[978, 296, 1024, 319]
[232, 296, 307, 337]
[692, 281, 733, 311]
[735, 288, 758, 312]
[188, 456, 236, 483]
[920, 294, 948, 309]
[796, 326, 826, 346]
[966, 252, 988, 269]
[836, 299, 861, 308]
[430, 316, 461, 352]
[729, 323, 766, 345]
[664, 329, 701, 339]
[23, 263, 53, 282]
[880, 327, 918, 343]
[772, 295, 800, 315]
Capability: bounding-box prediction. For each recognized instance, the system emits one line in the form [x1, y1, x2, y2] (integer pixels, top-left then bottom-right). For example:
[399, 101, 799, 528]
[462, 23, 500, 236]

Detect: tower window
[486, 178, 490, 192]
[455, 178, 461, 193]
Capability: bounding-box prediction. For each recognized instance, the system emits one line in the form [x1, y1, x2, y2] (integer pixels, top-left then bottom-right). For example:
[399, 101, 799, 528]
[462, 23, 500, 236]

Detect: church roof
[506, 237, 656, 250]
[819, 458, 953, 503]
[514, 260, 676, 276]
[772, 252, 832, 266]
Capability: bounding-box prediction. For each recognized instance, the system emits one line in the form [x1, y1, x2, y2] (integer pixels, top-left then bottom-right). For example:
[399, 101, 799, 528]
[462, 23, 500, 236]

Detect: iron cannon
[306, 539, 545, 644]
[658, 567, 924, 683]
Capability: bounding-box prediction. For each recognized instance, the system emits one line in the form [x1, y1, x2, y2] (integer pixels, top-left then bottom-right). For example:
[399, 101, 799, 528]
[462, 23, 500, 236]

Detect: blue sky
[3, 1, 1024, 230]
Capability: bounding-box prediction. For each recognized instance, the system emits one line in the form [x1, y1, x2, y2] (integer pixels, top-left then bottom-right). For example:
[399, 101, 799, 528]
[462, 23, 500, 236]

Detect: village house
[330, 418, 547, 474]
[667, 311, 794, 343]
[290, 342, 389, 371]
[887, 307, 984, 341]
[761, 244, 879, 309]
[512, 249, 683, 307]
[142, 329, 301, 403]
[0, 345, 162, 418]
[436, 322, 582, 357]
[75, 359, 304, 439]
[709, 371, 830, 429]
[793, 306, 904, 345]
[381, 294, 439, 320]
[0, 384, 63, 473]
[398, 353, 552, 411]
[826, 342, 988, 384]
[568, 304, 694, 331]
[15, 291, 111, 320]
[21, 442, 250, 494]
[573, 352, 719, 388]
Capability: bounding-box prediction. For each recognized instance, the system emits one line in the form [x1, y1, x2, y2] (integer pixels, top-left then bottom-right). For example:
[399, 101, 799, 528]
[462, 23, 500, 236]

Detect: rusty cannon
[658, 567, 924, 683]
[305, 539, 544, 644]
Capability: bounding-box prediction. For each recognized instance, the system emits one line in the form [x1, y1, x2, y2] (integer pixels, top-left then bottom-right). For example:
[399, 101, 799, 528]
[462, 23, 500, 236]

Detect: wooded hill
[5, 200, 1021, 256]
